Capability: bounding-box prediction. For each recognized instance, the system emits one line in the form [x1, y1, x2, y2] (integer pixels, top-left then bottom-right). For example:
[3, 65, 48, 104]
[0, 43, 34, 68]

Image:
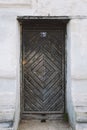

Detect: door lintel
[17, 16, 69, 24]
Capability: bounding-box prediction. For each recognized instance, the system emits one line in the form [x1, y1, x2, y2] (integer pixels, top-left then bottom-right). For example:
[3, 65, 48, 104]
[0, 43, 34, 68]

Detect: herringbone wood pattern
[22, 30, 65, 114]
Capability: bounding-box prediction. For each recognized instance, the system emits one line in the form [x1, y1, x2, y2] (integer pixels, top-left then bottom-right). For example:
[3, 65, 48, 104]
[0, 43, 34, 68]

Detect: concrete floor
[18, 120, 72, 130]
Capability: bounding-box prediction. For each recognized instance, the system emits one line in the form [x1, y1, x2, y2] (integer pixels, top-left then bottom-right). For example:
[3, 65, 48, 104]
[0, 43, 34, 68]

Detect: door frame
[17, 16, 69, 120]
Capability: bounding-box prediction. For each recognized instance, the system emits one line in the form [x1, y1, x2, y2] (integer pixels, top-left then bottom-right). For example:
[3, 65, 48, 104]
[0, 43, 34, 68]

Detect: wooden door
[22, 20, 65, 119]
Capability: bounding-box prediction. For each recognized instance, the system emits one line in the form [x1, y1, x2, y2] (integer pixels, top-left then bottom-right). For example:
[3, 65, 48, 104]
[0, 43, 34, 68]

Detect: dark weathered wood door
[22, 20, 65, 119]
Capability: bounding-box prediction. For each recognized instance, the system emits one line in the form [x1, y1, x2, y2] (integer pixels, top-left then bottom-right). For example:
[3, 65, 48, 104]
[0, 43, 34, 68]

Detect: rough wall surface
[0, 0, 87, 130]
[70, 19, 87, 130]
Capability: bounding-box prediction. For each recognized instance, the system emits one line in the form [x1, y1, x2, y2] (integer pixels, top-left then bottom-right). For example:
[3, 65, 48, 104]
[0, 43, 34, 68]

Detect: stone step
[0, 109, 14, 122]
[0, 93, 15, 122]
[0, 93, 15, 130]
[76, 123, 87, 130]
[0, 122, 13, 130]
[75, 106, 87, 123]
[0, 128, 13, 130]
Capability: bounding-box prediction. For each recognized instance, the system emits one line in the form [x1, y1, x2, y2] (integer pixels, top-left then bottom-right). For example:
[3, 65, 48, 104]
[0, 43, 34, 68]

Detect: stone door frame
[17, 16, 70, 120]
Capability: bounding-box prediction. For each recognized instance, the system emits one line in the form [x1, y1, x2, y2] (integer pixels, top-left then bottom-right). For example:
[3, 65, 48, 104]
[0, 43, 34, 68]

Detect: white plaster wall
[0, 13, 21, 129]
[69, 19, 87, 129]
[0, 0, 87, 130]
[70, 19, 87, 79]
[0, 0, 31, 4]
[0, 0, 87, 16]
[65, 19, 87, 129]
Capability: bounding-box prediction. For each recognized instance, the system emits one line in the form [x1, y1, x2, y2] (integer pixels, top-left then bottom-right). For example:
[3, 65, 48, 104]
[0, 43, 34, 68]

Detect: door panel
[22, 23, 65, 119]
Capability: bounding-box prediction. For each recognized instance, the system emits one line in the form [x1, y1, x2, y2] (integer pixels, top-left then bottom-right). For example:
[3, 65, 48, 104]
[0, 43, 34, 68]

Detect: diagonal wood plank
[22, 29, 65, 114]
